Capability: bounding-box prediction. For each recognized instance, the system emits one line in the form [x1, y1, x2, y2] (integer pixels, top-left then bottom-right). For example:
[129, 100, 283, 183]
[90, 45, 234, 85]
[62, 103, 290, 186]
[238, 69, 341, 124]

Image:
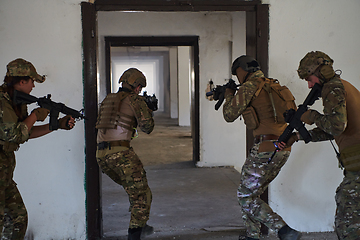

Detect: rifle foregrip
[277, 125, 293, 143]
[298, 125, 312, 143]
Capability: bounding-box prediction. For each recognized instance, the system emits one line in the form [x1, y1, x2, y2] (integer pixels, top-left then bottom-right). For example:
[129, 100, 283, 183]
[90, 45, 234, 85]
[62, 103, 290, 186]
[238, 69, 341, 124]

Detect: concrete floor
[101, 113, 338, 240]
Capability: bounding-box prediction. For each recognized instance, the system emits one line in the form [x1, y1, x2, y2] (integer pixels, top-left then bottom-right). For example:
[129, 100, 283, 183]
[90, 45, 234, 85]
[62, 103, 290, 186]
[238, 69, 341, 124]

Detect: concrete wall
[264, 0, 360, 232]
[0, 0, 86, 239]
[177, 46, 191, 126]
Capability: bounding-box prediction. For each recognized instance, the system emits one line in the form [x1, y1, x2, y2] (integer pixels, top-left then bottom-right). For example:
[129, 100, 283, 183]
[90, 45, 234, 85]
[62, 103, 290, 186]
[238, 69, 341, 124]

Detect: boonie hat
[6, 58, 45, 83]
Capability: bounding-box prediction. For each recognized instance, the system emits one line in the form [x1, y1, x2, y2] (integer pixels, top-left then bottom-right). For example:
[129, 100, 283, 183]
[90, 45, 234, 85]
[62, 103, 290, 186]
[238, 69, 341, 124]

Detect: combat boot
[239, 235, 259, 240]
[141, 224, 154, 237]
[278, 225, 302, 240]
[128, 227, 142, 240]
[128, 225, 154, 240]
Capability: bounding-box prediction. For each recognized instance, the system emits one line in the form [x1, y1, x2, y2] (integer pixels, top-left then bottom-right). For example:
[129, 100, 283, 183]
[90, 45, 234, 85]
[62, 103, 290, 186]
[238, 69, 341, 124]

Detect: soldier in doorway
[0, 58, 75, 239]
[222, 55, 302, 240]
[96, 68, 155, 240]
[278, 51, 360, 240]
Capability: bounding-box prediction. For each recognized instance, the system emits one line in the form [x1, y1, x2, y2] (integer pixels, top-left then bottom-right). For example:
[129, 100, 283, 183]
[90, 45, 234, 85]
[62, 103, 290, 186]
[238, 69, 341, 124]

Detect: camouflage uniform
[96, 91, 154, 229]
[223, 70, 293, 239]
[305, 75, 360, 240]
[0, 86, 30, 240]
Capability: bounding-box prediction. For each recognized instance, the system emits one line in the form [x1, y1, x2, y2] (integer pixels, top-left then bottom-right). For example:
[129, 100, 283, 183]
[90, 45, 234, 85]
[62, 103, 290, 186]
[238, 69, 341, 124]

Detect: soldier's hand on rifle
[31, 108, 50, 122]
[225, 79, 237, 96]
[59, 115, 75, 130]
[300, 109, 316, 125]
[277, 132, 300, 150]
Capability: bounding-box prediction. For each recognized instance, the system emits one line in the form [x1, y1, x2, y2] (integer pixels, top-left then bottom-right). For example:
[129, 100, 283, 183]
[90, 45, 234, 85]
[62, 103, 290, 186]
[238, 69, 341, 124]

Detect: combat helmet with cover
[119, 68, 146, 89]
[231, 55, 261, 75]
[297, 51, 335, 82]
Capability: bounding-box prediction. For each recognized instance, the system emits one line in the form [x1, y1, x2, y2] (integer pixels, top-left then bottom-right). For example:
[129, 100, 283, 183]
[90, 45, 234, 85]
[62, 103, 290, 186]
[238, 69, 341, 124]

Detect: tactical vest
[242, 78, 296, 130]
[335, 79, 360, 171]
[96, 92, 136, 132]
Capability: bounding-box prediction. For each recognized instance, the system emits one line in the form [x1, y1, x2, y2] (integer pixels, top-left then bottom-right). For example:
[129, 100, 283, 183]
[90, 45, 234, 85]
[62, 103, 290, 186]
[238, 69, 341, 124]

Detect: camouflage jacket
[0, 85, 30, 147]
[223, 70, 265, 122]
[307, 76, 346, 142]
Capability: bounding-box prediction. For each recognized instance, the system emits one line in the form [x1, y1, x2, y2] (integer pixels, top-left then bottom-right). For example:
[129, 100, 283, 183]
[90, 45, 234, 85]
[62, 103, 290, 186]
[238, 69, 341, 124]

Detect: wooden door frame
[81, 2, 269, 239]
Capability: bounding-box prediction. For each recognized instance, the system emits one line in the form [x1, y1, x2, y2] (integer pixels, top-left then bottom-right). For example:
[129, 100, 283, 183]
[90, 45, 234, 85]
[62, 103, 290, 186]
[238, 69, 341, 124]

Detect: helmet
[6, 58, 45, 83]
[297, 51, 334, 80]
[119, 68, 146, 88]
[231, 55, 260, 75]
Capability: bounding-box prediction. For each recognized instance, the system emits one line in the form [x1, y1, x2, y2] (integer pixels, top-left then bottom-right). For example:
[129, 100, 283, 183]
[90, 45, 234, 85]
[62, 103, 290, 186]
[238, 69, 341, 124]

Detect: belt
[254, 134, 278, 144]
[97, 140, 130, 150]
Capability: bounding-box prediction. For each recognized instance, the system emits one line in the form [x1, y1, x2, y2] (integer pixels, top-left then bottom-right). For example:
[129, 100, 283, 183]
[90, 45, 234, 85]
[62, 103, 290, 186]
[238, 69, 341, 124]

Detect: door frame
[81, 2, 269, 239]
[104, 36, 200, 165]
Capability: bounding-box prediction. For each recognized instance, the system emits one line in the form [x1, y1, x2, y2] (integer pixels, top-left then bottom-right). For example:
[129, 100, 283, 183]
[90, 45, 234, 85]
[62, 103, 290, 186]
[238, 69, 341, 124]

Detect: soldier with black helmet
[96, 68, 155, 240]
[223, 55, 301, 240]
[279, 51, 360, 240]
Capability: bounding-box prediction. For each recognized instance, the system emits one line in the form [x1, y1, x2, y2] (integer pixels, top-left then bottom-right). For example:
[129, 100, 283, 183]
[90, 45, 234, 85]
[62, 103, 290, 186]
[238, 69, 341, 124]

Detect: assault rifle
[269, 83, 323, 162]
[13, 90, 87, 131]
[206, 79, 240, 110]
[142, 91, 158, 111]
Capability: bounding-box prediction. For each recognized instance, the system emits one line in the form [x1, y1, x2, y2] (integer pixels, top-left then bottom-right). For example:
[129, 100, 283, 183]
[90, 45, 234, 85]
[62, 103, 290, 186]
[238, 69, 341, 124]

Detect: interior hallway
[100, 113, 338, 240]
[101, 112, 244, 239]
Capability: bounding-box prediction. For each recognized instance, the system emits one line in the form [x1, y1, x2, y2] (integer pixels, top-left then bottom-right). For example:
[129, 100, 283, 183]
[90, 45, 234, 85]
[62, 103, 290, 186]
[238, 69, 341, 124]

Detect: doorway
[104, 37, 200, 162]
[82, 2, 269, 239]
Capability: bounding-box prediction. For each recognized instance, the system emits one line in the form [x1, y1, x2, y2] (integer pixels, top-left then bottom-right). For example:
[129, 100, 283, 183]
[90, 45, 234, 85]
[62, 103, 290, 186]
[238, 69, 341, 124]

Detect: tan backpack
[242, 78, 296, 130]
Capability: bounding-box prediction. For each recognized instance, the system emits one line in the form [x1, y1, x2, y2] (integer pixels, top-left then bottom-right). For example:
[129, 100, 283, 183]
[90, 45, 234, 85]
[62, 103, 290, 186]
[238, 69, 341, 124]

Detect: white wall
[178, 46, 191, 126]
[0, 0, 86, 239]
[169, 47, 179, 119]
[97, 11, 247, 168]
[264, 0, 360, 232]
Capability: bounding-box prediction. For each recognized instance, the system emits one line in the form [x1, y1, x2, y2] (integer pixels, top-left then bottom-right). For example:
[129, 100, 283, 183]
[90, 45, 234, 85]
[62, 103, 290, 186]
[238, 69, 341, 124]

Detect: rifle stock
[13, 90, 87, 131]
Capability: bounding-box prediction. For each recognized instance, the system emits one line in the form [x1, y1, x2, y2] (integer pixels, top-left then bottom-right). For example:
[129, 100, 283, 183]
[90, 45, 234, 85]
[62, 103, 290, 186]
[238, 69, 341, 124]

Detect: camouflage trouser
[0, 151, 28, 240]
[237, 142, 290, 239]
[335, 171, 360, 240]
[96, 146, 152, 229]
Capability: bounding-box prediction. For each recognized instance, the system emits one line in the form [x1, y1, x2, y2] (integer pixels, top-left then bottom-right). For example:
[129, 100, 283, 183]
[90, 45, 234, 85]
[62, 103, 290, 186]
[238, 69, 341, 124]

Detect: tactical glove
[224, 79, 237, 96]
[59, 115, 73, 130]
[286, 132, 299, 148]
[300, 109, 316, 125]
[225, 79, 237, 90]
[32, 108, 49, 121]
[225, 88, 236, 96]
